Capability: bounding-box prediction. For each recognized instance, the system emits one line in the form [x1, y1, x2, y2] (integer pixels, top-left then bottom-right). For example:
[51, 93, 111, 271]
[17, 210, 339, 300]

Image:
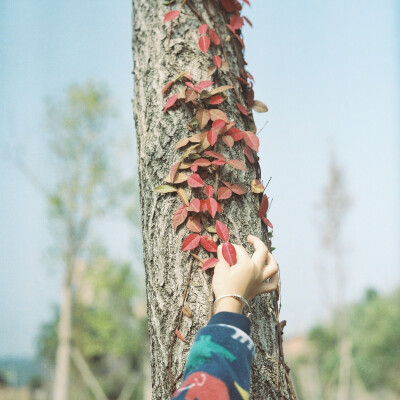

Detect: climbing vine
[154, 0, 296, 397]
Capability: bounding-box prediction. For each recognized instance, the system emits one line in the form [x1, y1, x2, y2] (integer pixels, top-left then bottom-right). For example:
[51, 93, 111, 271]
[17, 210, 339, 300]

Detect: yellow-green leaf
[154, 185, 177, 193]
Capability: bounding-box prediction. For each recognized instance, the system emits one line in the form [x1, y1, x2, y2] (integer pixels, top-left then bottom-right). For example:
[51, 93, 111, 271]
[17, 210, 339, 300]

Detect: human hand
[212, 235, 279, 314]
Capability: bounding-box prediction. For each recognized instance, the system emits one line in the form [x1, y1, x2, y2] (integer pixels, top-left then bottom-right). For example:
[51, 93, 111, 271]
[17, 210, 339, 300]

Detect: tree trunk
[132, 1, 294, 399]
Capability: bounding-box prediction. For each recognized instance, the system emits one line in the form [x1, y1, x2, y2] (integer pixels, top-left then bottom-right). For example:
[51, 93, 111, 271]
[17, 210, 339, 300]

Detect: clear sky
[0, 0, 399, 357]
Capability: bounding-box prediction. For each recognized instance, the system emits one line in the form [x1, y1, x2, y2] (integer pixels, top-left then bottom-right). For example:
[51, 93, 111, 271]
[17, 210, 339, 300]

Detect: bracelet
[213, 294, 251, 317]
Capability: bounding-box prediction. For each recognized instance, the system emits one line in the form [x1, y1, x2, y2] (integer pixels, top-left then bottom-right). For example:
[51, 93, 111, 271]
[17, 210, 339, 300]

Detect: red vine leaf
[188, 198, 201, 213]
[185, 89, 198, 103]
[212, 159, 226, 166]
[244, 146, 255, 163]
[235, 33, 245, 48]
[205, 185, 214, 198]
[251, 179, 264, 193]
[208, 95, 225, 105]
[206, 197, 218, 218]
[185, 81, 195, 89]
[217, 186, 232, 200]
[226, 24, 236, 34]
[243, 130, 260, 152]
[231, 184, 247, 195]
[212, 119, 226, 130]
[173, 204, 188, 231]
[175, 329, 187, 343]
[200, 235, 218, 252]
[187, 173, 204, 188]
[222, 180, 232, 189]
[216, 220, 229, 242]
[195, 80, 214, 91]
[258, 195, 269, 217]
[243, 0, 251, 5]
[182, 233, 200, 251]
[222, 135, 234, 148]
[187, 215, 202, 233]
[209, 109, 228, 122]
[227, 127, 244, 141]
[163, 10, 180, 23]
[202, 257, 219, 271]
[243, 16, 253, 27]
[227, 159, 247, 171]
[261, 217, 274, 230]
[174, 137, 190, 150]
[164, 94, 178, 112]
[198, 36, 210, 53]
[222, 242, 237, 266]
[221, 0, 235, 12]
[237, 102, 248, 116]
[209, 28, 221, 45]
[161, 80, 174, 94]
[230, 15, 244, 30]
[213, 55, 222, 68]
[198, 24, 208, 35]
[191, 158, 211, 172]
[207, 129, 218, 146]
[204, 150, 226, 161]
[196, 109, 211, 129]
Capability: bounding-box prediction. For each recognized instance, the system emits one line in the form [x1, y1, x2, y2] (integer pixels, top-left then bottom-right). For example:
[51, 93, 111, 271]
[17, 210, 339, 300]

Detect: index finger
[247, 234, 268, 268]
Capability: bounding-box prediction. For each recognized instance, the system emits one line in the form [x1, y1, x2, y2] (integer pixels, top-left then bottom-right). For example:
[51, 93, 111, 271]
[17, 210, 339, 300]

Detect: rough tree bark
[132, 1, 295, 399]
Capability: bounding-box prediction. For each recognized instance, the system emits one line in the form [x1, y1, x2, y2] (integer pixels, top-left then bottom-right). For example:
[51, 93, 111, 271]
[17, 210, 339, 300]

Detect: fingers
[247, 234, 268, 268]
[257, 272, 279, 295]
[232, 244, 248, 263]
[215, 244, 230, 272]
[261, 253, 278, 281]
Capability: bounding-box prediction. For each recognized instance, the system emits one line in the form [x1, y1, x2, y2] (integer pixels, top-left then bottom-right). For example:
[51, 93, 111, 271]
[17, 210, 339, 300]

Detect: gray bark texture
[132, 1, 295, 399]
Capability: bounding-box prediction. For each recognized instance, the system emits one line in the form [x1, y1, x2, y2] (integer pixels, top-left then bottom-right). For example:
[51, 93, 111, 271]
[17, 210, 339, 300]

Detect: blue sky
[0, 0, 399, 357]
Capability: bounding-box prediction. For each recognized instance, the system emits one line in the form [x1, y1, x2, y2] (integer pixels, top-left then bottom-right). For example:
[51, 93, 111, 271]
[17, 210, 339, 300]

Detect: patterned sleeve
[172, 311, 254, 400]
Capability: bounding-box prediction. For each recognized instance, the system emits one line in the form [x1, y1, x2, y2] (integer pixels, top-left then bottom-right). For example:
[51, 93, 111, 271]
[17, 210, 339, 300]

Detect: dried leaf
[222, 242, 237, 266]
[173, 204, 188, 231]
[207, 128, 218, 146]
[154, 184, 177, 193]
[175, 328, 187, 343]
[198, 24, 208, 35]
[196, 109, 211, 129]
[177, 188, 190, 205]
[164, 172, 188, 184]
[231, 184, 247, 195]
[204, 150, 226, 161]
[222, 135, 234, 148]
[181, 144, 199, 161]
[174, 137, 190, 150]
[258, 194, 269, 217]
[243, 130, 259, 152]
[182, 233, 200, 251]
[209, 109, 228, 122]
[251, 179, 264, 193]
[215, 220, 229, 242]
[202, 258, 219, 271]
[185, 89, 198, 103]
[244, 145, 255, 163]
[198, 36, 210, 53]
[208, 95, 225, 105]
[163, 10, 180, 23]
[236, 102, 248, 116]
[213, 55, 222, 68]
[200, 235, 218, 252]
[182, 305, 193, 318]
[164, 94, 178, 112]
[252, 100, 268, 113]
[217, 186, 232, 200]
[209, 85, 234, 95]
[187, 173, 204, 188]
[206, 197, 218, 218]
[187, 215, 202, 233]
[227, 159, 247, 171]
[170, 161, 180, 183]
[207, 65, 218, 76]
[220, 61, 230, 72]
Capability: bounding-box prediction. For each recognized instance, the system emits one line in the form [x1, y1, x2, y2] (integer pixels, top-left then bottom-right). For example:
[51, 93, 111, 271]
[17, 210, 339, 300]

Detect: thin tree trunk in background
[132, 1, 294, 399]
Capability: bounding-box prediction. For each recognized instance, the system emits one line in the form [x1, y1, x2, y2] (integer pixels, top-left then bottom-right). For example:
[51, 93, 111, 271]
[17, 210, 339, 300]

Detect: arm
[172, 235, 279, 400]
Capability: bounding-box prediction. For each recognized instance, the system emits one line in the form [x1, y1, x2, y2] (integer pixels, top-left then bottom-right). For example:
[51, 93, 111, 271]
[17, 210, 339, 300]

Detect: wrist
[214, 296, 244, 314]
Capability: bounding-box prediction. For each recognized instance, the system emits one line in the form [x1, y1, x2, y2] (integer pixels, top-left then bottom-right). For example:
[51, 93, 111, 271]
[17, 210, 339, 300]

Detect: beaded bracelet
[213, 294, 251, 317]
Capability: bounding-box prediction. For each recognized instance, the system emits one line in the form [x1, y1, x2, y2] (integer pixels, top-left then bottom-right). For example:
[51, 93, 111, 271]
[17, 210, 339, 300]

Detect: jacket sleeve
[172, 311, 254, 400]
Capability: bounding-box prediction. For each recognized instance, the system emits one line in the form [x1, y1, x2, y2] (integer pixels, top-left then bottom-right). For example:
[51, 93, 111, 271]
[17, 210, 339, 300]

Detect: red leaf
[227, 159, 247, 171]
[188, 198, 201, 212]
[198, 36, 210, 53]
[213, 55, 222, 68]
[212, 159, 226, 166]
[226, 24, 236, 34]
[261, 217, 274, 230]
[212, 119, 226, 130]
[244, 146, 255, 163]
[182, 233, 200, 251]
[173, 204, 188, 231]
[222, 242, 237, 266]
[192, 158, 211, 170]
[164, 94, 178, 112]
[222, 135, 234, 148]
[185, 81, 195, 90]
[231, 184, 247, 195]
[243, 0, 251, 5]
[200, 199, 208, 212]
[243, 16, 253, 27]
[221, 0, 235, 12]
[237, 102, 248, 116]
[198, 24, 208, 35]
[206, 197, 218, 218]
[170, 161, 180, 183]
[222, 180, 232, 189]
[258, 195, 269, 217]
[195, 80, 214, 90]
[187, 215, 202, 233]
[216, 220, 229, 242]
[202, 257, 219, 271]
[163, 10, 180, 23]
[209, 29, 221, 45]
[216, 200, 222, 213]
[230, 15, 244, 30]
[204, 150, 226, 161]
[207, 129, 218, 146]
[161, 80, 174, 94]
[185, 89, 198, 103]
[227, 127, 244, 141]
[205, 185, 214, 198]
[187, 173, 204, 188]
[200, 235, 218, 252]
[208, 95, 224, 105]
[217, 186, 232, 200]
[175, 329, 187, 343]
[243, 130, 259, 152]
[235, 33, 245, 49]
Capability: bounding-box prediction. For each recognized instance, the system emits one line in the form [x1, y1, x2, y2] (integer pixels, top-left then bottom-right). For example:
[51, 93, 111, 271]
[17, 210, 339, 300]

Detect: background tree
[132, 1, 295, 399]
